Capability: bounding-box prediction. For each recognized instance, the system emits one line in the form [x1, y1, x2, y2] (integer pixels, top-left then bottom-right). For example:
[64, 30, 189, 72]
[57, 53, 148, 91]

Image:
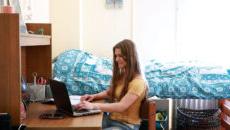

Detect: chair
[219, 99, 230, 130]
[140, 98, 156, 130]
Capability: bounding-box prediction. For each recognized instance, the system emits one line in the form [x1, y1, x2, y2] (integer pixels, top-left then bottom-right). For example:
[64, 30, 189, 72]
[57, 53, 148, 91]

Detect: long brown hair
[109, 39, 141, 101]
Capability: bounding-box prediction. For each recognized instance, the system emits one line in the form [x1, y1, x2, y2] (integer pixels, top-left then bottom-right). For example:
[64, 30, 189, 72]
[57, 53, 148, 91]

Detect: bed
[144, 60, 230, 129]
[53, 49, 230, 129]
[53, 49, 230, 99]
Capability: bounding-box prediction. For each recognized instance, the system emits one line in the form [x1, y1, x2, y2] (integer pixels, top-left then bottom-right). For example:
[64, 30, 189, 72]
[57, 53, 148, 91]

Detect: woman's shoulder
[128, 75, 146, 92]
[130, 75, 145, 84]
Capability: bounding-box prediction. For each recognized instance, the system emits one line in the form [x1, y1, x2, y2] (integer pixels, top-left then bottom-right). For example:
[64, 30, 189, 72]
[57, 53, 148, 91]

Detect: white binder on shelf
[20, 33, 51, 46]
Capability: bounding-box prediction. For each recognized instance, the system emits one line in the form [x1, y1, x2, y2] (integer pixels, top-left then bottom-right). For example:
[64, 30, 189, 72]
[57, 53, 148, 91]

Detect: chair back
[140, 98, 156, 130]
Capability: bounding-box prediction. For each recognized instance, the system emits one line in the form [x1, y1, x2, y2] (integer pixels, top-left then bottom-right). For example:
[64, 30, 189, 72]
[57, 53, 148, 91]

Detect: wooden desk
[24, 103, 103, 130]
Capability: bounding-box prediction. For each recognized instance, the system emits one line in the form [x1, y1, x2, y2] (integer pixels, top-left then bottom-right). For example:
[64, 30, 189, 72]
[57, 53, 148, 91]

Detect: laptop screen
[49, 79, 74, 115]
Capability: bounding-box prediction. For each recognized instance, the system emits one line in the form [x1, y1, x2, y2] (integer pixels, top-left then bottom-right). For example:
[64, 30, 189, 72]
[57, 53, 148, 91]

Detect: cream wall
[82, 0, 132, 58]
[50, 0, 80, 58]
[50, 0, 132, 58]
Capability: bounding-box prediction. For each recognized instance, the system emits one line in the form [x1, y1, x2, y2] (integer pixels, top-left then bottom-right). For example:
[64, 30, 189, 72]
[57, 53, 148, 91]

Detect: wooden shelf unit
[0, 13, 52, 126]
[0, 13, 20, 126]
[22, 23, 52, 82]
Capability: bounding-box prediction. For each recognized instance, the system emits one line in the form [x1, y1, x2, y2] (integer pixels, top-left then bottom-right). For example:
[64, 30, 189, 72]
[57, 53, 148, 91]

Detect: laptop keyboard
[74, 109, 89, 113]
[73, 109, 101, 116]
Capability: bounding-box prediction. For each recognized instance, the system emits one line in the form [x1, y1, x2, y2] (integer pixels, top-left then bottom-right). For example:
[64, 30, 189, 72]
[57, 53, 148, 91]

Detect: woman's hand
[80, 94, 95, 102]
[75, 101, 98, 110]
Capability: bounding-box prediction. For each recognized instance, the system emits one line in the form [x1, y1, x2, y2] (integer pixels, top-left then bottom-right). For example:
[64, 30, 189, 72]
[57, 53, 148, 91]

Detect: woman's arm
[95, 93, 138, 112]
[93, 89, 110, 100]
[81, 89, 111, 101]
[77, 93, 139, 113]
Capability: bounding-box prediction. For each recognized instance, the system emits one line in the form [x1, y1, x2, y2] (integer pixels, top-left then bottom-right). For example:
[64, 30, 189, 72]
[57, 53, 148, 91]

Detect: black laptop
[49, 79, 101, 117]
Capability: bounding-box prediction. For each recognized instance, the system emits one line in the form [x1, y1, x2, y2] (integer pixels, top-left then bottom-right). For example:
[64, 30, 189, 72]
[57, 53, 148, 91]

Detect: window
[176, 0, 230, 66]
[134, 0, 230, 67]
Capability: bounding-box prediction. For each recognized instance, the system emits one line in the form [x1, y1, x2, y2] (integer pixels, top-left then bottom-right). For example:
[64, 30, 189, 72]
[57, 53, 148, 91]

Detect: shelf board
[20, 33, 51, 46]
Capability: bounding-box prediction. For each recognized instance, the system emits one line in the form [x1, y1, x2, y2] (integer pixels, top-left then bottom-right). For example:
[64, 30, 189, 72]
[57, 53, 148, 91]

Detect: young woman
[75, 39, 146, 130]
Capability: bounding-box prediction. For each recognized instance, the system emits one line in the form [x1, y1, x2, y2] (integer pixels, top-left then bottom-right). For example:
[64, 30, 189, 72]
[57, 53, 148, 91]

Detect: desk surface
[24, 103, 103, 130]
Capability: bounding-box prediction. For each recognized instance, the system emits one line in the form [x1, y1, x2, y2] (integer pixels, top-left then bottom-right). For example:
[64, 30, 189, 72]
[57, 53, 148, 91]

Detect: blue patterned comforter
[53, 50, 230, 99]
[145, 60, 230, 99]
[53, 49, 112, 95]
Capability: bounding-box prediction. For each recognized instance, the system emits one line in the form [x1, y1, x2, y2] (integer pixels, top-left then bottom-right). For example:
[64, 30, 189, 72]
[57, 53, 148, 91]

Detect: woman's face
[115, 48, 127, 69]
